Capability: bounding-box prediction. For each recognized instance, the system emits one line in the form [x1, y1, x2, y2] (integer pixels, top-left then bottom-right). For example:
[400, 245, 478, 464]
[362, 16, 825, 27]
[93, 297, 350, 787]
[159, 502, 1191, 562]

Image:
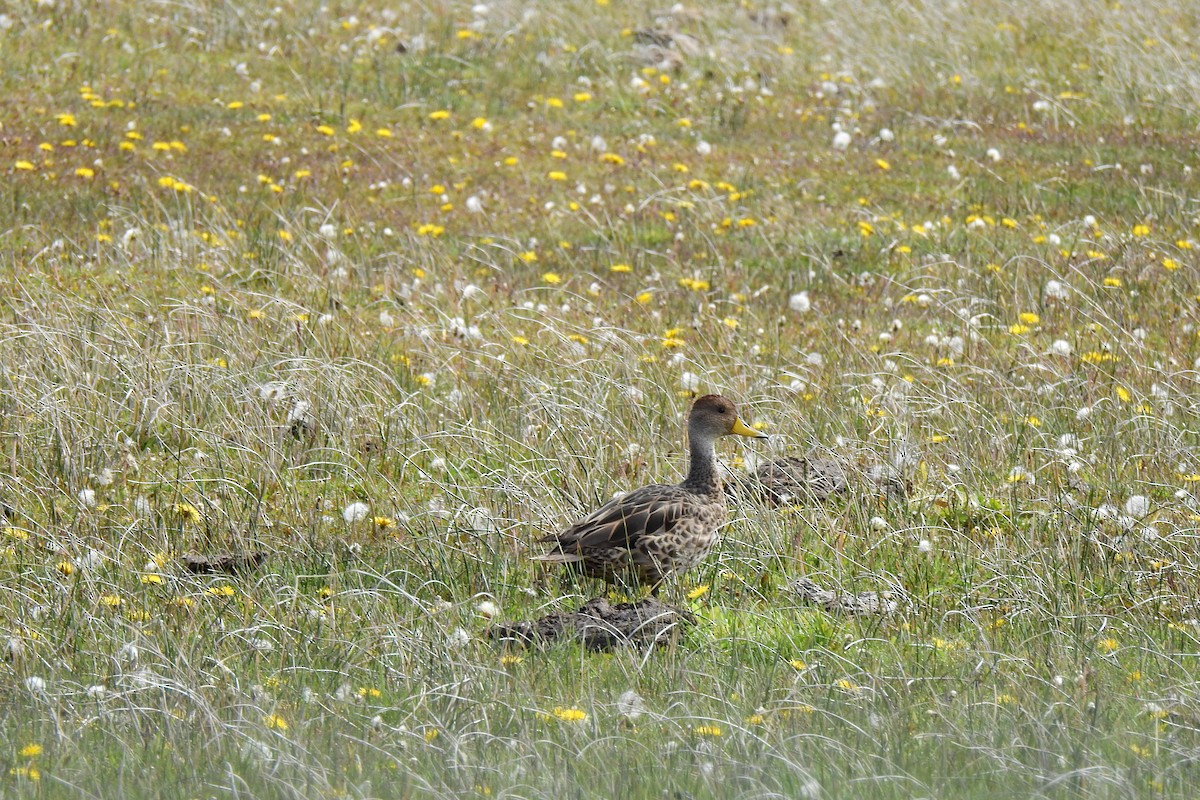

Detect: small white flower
[78, 488, 97, 508]
[789, 291, 811, 313]
[869, 516, 888, 531]
[947, 164, 960, 180]
[475, 600, 500, 619]
[917, 539, 933, 553]
[1124, 495, 1150, 518]
[6, 637, 25, 660]
[831, 130, 852, 150]
[430, 457, 447, 472]
[696, 140, 712, 156]
[466, 195, 483, 213]
[446, 627, 470, 648]
[118, 642, 139, 666]
[616, 689, 647, 721]
[342, 501, 370, 523]
[879, 128, 894, 142]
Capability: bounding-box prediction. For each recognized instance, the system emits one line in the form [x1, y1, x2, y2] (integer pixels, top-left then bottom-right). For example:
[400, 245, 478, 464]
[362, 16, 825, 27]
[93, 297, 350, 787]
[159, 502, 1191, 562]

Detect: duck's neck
[681, 433, 722, 495]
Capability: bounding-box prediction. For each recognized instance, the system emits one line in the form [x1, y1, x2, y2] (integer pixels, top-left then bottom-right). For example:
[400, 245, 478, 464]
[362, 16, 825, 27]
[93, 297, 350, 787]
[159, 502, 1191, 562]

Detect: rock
[182, 551, 269, 575]
[790, 577, 900, 616]
[487, 597, 694, 651]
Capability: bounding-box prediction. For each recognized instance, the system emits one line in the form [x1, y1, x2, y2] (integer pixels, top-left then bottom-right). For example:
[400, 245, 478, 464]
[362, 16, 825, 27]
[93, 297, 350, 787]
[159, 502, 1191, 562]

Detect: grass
[3, 0, 1200, 796]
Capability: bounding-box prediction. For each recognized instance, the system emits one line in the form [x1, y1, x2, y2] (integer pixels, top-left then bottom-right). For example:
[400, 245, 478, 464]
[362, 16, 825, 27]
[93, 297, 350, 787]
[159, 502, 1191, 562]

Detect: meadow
[2, 0, 1200, 796]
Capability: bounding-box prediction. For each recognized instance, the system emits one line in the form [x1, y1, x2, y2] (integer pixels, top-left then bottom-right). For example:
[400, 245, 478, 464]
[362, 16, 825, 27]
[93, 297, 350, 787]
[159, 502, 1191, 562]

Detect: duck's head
[688, 394, 768, 442]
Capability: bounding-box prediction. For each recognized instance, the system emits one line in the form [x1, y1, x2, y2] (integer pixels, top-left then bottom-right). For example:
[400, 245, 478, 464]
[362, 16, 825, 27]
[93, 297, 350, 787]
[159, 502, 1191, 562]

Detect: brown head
[687, 394, 769, 444]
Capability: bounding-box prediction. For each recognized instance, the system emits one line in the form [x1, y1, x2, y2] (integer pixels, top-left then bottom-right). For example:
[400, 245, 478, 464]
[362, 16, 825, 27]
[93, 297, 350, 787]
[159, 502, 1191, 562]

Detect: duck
[534, 394, 768, 592]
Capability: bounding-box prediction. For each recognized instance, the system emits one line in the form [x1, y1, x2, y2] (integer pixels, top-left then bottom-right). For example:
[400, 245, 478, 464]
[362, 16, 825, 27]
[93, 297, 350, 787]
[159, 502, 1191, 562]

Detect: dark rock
[488, 597, 694, 651]
[790, 577, 901, 616]
[182, 551, 269, 575]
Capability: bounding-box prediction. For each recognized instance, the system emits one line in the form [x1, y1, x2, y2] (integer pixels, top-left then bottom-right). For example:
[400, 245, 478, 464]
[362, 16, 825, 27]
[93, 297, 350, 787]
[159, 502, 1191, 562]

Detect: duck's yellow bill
[732, 418, 769, 439]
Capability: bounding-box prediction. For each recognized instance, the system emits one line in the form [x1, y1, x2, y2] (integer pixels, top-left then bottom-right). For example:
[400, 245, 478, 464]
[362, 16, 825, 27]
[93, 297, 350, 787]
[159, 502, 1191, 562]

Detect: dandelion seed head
[1124, 495, 1150, 518]
[918, 539, 933, 553]
[342, 501, 370, 523]
[78, 488, 97, 508]
[446, 627, 470, 648]
[789, 291, 811, 313]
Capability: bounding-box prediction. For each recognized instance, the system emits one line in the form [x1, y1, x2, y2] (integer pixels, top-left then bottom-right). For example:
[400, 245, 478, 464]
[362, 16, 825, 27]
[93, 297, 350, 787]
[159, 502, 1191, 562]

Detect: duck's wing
[535, 483, 696, 560]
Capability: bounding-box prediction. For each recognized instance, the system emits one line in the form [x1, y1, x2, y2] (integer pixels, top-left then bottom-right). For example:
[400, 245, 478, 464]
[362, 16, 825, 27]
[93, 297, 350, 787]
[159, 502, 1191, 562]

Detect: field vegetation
[3, 0, 1200, 796]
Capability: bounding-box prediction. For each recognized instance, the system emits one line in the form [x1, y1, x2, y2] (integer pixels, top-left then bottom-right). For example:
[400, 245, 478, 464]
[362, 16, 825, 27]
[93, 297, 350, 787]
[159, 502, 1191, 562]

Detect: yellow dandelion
[693, 725, 723, 737]
[264, 714, 288, 731]
[19, 744, 42, 758]
[173, 503, 200, 524]
[686, 585, 710, 600]
[552, 707, 587, 722]
[542, 272, 562, 284]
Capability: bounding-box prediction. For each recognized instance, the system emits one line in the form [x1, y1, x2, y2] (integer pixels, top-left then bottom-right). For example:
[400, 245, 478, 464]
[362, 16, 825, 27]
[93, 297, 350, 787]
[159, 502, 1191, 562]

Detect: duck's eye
[718, 406, 728, 414]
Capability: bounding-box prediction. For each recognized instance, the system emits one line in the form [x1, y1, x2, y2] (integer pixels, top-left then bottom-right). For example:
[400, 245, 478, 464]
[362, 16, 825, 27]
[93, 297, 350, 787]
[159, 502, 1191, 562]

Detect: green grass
[2, 0, 1200, 796]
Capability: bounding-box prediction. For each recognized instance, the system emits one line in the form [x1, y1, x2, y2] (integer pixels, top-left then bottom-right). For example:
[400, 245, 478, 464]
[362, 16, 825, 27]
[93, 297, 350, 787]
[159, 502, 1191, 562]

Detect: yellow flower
[1131, 224, 1150, 237]
[428, 110, 451, 121]
[264, 714, 288, 731]
[99, 594, 122, 608]
[174, 503, 200, 524]
[875, 159, 891, 171]
[542, 272, 562, 284]
[19, 744, 42, 758]
[1018, 312, 1040, 325]
[140, 574, 163, 585]
[373, 516, 395, 530]
[207, 585, 235, 598]
[686, 585, 709, 600]
[600, 153, 624, 165]
[547, 170, 567, 181]
[56, 561, 75, 576]
[692, 725, 723, 737]
[15, 160, 35, 171]
[552, 707, 587, 722]
[1098, 637, 1119, 652]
